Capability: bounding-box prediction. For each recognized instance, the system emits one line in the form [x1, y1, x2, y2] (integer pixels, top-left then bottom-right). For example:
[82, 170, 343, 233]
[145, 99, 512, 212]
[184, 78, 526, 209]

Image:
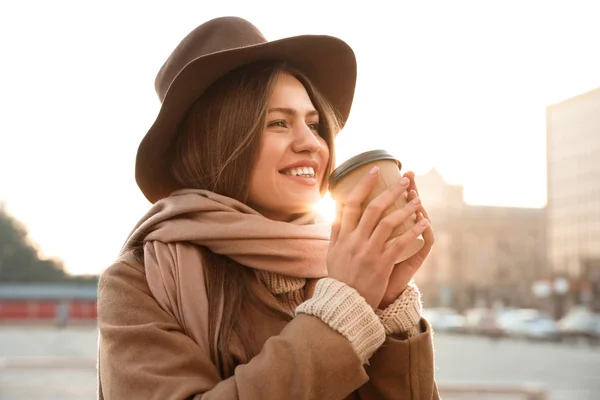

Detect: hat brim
[136, 34, 357, 203]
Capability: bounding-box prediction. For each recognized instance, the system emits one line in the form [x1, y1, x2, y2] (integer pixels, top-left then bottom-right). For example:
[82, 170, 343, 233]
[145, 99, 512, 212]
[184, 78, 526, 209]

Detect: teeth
[284, 166, 315, 177]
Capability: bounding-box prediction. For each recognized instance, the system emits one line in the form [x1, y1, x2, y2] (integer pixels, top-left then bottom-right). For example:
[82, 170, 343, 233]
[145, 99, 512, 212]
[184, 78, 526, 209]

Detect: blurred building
[546, 86, 600, 311]
[414, 169, 547, 310]
[0, 284, 97, 325]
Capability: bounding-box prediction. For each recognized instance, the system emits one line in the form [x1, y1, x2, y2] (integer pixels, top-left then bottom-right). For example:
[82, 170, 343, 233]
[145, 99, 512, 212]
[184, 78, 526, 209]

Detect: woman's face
[247, 73, 330, 221]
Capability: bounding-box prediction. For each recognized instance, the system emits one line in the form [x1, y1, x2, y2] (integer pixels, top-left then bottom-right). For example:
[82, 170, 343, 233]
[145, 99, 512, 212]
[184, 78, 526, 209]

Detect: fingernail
[419, 219, 428, 227]
[411, 197, 421, 205]
[369, 166, 380, 175]
[398, 177, 409, 185]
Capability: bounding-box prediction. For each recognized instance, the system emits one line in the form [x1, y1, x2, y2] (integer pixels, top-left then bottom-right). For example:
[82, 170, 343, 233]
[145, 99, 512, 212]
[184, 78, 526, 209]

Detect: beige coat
[97, 251, 440, 399]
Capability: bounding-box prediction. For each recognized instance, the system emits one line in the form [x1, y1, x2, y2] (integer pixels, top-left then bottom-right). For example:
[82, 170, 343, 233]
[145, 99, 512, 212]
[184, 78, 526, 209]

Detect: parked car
[423, 307, 466, 333]
[497, 308, 560, 341]
[463, 308, 501, 337]
[558, 307, 600, 345]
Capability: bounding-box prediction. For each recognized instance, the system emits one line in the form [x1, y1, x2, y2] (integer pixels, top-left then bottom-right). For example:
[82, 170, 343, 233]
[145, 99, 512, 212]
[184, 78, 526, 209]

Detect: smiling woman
[247, 72, 332, 221]
[97, 16, 438, 400]
[170, 63, 335, 223]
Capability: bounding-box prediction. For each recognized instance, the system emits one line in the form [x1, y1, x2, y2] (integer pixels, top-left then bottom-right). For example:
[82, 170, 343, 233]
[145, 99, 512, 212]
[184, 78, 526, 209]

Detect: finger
[407, 189, 418, 202]
[404, 171, 425, 218]
[383, 216, 429, 263]
[409, 190, 431, 224]
[415, 221, 435, 260]
[370, 195, 422, 247]
[403, 170, 417, 193]
[419, 203, 432, 223]
[339, 166, 380, 235]
[356, 177, 410, 238]
[402, 172, 431, 223]
[330, 203, 343, 244]
[399, 212, 434, 268]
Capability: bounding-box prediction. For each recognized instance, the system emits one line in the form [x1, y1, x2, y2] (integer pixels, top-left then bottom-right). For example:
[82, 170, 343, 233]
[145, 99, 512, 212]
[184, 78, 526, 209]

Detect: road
[434, 333, 600, 399]
[0, 325, 598, 399]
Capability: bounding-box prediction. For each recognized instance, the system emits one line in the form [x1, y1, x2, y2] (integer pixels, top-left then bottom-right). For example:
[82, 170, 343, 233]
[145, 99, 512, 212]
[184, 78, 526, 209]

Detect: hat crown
[155, 17, 267, 101]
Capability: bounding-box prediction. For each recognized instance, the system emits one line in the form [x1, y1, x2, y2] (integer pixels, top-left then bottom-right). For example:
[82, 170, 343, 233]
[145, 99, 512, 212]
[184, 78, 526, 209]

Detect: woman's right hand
[326, 166, 428, 309]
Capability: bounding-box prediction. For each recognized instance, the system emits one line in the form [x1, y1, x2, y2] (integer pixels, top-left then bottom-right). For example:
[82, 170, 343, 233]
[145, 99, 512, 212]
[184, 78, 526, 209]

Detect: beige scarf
[122, 188, 331, 277]
[120, 189, 331, 363]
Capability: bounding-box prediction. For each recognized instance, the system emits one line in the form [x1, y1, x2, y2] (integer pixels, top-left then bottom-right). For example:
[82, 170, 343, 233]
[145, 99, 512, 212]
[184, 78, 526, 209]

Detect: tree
[0, 204, 97, 283]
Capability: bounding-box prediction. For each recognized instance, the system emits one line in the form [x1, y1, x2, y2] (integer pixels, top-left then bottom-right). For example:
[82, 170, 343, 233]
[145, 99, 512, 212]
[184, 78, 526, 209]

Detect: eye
[307, 122, 320, 133]
[268, 120, 288, 128]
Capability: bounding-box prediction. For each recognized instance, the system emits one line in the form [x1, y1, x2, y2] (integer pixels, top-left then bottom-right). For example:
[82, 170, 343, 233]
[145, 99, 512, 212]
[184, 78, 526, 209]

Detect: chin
[286, 200, 320, 216]
[299, 193, 322, 208]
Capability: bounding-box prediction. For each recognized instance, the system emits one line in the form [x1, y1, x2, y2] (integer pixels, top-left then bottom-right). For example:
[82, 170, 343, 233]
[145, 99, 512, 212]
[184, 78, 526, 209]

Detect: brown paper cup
[329, 150, 425, 263]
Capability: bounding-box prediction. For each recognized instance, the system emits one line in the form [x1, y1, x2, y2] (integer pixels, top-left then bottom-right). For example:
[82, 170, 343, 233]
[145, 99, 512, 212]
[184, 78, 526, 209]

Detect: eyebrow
[267, 107, 319, 117]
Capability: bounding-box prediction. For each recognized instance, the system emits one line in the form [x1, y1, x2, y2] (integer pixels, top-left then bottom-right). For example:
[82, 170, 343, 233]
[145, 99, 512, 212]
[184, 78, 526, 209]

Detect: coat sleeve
[358, 319, 440, 400]
[356, 319, 440, 400]
[97, 258, 369, 400]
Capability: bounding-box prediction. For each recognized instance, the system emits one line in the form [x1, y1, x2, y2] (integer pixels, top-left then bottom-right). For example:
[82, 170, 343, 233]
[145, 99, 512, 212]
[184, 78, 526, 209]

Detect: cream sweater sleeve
[375, 283, 423, 337]
[295, 278, 386, 365]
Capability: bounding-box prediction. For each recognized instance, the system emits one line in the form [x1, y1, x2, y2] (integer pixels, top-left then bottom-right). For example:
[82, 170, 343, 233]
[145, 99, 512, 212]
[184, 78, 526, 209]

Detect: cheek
[253, 141, 277, 176]
[319, 139, 331, 173]
[247, 169, 274, 208]
[249, 149, 279, 192]
[250, 162, 272, 192]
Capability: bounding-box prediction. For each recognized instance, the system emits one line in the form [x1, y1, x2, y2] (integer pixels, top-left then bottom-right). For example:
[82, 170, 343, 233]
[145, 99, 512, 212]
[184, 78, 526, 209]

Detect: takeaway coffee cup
[328, 150, 425, 263]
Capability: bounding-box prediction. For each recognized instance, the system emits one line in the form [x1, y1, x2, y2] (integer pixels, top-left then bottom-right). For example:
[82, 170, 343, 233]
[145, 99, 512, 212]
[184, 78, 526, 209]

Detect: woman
[97, 16, 439, 399]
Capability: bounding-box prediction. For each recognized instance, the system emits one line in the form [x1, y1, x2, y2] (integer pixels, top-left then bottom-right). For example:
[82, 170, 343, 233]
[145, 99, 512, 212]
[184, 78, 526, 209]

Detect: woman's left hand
[378, 171, 435, 309]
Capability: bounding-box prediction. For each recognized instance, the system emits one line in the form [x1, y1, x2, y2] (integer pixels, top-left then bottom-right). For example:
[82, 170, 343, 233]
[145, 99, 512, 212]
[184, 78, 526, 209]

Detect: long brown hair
[165, 61, 341, 377]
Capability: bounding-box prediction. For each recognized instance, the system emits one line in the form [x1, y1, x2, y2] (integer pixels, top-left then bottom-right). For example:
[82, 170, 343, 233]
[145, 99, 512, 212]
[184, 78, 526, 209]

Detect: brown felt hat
[135, 16, 357, 203]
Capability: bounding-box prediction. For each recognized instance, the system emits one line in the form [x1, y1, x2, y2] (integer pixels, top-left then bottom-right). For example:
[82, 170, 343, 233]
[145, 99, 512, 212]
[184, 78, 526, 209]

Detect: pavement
[0, 324, 599, 399]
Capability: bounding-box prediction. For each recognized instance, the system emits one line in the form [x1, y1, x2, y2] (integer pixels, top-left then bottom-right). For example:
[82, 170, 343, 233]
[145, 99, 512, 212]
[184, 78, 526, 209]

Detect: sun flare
[314, 192, 337, 222]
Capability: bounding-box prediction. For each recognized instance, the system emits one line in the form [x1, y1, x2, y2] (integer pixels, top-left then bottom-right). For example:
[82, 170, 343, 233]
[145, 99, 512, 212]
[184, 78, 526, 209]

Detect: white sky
[1, 1, 599, 275]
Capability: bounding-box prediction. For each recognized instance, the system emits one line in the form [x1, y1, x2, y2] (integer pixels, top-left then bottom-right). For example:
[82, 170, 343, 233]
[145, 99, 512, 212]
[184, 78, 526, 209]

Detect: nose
[291, 124, 322, 154]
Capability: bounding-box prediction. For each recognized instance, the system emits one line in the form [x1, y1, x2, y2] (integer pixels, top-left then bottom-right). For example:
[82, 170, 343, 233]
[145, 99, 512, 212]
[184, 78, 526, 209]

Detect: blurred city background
[2, 1, 600, 399]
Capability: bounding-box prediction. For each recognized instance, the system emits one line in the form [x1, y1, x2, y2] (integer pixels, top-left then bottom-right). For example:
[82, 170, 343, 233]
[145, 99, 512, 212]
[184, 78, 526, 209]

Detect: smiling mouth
[279, 166, 316, 178]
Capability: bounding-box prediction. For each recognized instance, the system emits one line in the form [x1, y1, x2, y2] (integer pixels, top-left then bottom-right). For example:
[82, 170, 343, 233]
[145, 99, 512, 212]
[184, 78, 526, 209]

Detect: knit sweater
[255, 270, 423, 364]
